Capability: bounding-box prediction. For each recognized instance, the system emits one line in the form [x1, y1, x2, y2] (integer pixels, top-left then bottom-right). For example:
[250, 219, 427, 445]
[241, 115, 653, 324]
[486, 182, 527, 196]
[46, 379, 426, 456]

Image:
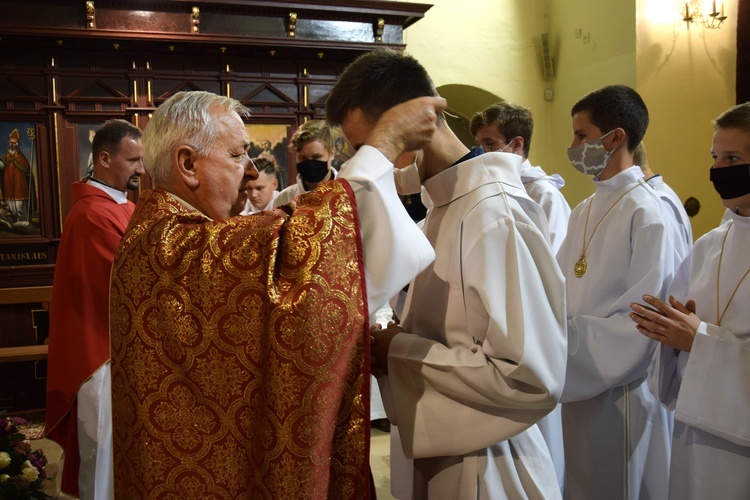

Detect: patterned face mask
[567, 130, 616, 176]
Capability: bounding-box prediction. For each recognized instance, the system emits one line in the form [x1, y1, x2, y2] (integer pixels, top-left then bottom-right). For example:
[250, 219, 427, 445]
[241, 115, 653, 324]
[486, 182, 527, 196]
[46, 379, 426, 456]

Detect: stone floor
[370, 427, 395, 499]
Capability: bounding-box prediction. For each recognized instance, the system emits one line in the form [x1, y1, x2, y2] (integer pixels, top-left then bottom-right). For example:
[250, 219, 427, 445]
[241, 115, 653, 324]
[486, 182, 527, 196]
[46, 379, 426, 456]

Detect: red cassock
[45, 181, 135, 496]
[110, 180, 371, 499]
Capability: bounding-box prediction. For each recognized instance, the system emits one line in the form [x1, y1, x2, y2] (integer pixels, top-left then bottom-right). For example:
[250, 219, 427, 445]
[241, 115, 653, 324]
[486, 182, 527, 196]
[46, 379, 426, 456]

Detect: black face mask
[710, 164, 750, 199]
[296, 159, 329, 183]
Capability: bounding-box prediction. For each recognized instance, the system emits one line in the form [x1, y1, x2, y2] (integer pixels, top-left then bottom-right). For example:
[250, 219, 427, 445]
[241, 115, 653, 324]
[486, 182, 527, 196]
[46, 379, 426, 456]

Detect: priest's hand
[370, 322, 403, 378]
[630, 295, 700, 352]
[366, 96, 447, 164]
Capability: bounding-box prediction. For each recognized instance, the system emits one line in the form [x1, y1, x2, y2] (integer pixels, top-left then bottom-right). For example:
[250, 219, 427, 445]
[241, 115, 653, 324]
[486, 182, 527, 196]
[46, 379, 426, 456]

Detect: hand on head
[367, 96, 447, 163]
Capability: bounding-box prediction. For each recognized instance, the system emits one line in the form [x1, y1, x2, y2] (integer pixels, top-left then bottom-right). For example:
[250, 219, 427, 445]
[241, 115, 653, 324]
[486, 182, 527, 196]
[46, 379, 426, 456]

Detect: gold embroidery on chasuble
[110, 181, 370, 499]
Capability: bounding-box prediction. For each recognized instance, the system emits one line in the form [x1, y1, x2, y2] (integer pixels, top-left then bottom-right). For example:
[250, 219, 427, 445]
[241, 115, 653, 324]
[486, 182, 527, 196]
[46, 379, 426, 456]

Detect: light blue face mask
[567, 130, 616, 176]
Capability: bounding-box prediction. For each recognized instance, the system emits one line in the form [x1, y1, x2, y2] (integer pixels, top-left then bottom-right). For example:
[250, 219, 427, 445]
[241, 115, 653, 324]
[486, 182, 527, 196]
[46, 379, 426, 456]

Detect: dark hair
[571, 85, 649, 152]
[252, 157, 278, 177]
[92, 119, 142, 160]
[713, 102, 750, 132]
[326, 49, 438, 126]
[469, 101, 533, 157]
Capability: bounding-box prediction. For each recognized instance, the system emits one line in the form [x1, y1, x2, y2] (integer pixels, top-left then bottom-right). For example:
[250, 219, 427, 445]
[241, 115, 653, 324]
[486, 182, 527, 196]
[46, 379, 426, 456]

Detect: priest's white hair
[143, 91, 250, 183]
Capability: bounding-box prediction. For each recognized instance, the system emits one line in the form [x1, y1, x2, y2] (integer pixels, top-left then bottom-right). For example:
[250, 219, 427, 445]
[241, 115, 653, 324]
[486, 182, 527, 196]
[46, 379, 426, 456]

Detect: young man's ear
[610, 128, 628, 149]
[176, 145, 199, 188]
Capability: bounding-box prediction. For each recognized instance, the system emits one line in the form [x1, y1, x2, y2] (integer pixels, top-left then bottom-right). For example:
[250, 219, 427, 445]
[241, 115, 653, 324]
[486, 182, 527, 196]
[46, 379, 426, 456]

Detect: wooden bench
[0, 344, 49, 363]
[0, 285, 52, 306]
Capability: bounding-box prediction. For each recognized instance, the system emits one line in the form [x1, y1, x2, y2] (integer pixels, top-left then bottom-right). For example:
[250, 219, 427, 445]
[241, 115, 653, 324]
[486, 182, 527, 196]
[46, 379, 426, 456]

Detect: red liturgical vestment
[45, 182, 135, 496]
[110, 180, 370, 499]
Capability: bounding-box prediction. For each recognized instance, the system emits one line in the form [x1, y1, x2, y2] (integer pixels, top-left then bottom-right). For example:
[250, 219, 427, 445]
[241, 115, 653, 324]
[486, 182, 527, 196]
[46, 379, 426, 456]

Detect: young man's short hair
[326, 49, 438, 127]
[469, 102, 533, 157]
[571, 85, 649, 152]
[252, 157, 279, 177]
[290, 120, 334, 152]
[713, 102, 750, 131]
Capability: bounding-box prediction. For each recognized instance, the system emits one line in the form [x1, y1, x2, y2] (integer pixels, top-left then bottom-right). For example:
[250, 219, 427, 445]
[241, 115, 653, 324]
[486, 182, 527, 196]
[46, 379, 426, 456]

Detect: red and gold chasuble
[110, 180, 371, 499]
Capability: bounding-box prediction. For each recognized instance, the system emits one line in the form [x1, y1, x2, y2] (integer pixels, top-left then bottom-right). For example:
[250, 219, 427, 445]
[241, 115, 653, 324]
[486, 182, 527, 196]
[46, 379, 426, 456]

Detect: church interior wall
[393, 0, 738, 239]
[0, 0, 741, 413]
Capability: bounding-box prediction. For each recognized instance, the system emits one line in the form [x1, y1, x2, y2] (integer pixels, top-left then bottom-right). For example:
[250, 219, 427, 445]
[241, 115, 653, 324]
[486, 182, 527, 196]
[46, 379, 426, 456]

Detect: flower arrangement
[0, 412, 49, 500]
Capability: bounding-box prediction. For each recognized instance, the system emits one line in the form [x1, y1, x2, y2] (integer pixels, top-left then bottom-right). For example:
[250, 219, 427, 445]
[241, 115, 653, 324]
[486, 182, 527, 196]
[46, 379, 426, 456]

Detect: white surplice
[648, 212, 750, 499]
[518, 160, 571, 493]
[557, 166, 674, 500]
[371, 303, 395, 421]
[76, 363, 113, 500]
[336, 145, 434, 312]
[273, 166, 338, 208]
[519, 159, 571, 255]
[645, 174, 693, 262]
[385, 151, 567, 499]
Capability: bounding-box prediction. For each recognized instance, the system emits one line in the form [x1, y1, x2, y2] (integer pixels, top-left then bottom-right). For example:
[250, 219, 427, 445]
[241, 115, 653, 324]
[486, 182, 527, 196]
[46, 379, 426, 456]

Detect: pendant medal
[574, 255, 587, 277]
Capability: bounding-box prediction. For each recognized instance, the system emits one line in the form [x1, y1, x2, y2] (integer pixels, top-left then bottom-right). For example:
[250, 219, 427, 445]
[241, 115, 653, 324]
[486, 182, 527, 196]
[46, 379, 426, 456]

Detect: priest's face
[193, 109, 257, 220]
[108, 136, 145, 191]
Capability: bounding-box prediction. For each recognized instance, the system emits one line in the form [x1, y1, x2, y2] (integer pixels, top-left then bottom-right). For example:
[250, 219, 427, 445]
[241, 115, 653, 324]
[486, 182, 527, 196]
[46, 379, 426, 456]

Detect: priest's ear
[96, 150, 111, 170]
[175, 145, 200, 188]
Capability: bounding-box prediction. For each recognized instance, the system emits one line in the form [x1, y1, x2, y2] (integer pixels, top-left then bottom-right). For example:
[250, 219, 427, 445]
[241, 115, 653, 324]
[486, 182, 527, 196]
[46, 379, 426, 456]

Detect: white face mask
[496, 139, 515, 153]
[394, 160, 422, 195]
[567, 130, 616, 177]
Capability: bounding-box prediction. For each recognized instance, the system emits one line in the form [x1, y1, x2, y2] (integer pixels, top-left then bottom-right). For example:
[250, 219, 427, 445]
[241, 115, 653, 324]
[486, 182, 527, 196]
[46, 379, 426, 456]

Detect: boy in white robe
[556, 85, 675, 499]
[471, 101, 572, 254]
[631, 102, 750, 499]
[470, 101, 571, 494]
[634, 141, 693, 262]
[327, 49, 567, 499]
[239, 157, 279, 214]
[274, 120, 337, 207]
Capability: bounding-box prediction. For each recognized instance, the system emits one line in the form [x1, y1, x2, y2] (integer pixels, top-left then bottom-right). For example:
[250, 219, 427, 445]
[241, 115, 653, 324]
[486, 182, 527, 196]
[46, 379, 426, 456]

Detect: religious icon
[330, 129, 354, 171]
[246, 124, 290, 190]
[0, 122, 42, 235]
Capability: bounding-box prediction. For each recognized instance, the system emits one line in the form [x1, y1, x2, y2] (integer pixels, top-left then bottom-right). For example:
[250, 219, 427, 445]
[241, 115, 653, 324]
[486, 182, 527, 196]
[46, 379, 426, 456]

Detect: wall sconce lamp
[682, 0, 727, 29]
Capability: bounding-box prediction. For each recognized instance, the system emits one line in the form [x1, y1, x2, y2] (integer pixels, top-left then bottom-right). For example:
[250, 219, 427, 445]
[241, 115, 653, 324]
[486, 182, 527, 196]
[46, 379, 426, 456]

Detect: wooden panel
[0, 344, 48, 363]
[0, 0, 432, 412]
[0, 285, 52, 305]
[0, 1, 430, 242]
